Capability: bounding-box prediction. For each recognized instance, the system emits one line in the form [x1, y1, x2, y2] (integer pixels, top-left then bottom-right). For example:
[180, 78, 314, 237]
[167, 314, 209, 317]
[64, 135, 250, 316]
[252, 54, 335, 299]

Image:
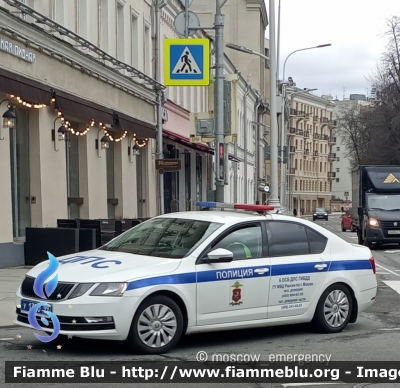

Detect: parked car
[313, 208, 328, 221]
[342, 209, 357, 232]
[16, 203, 377, 354]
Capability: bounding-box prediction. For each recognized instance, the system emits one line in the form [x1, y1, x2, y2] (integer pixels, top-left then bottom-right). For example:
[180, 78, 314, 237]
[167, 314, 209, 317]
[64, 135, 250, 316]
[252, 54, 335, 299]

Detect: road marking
[0, 338, 14, 341]
[384, 250, 400, 253]
[383, 281, 400, 295]
[376, 263, 400, 277]
[380, 328, 400, 331]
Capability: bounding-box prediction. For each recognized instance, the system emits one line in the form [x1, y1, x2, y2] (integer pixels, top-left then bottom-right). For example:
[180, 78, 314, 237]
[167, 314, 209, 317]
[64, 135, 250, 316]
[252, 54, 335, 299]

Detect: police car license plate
[388, 230, 400, 234]
[20, 299, 52, 315]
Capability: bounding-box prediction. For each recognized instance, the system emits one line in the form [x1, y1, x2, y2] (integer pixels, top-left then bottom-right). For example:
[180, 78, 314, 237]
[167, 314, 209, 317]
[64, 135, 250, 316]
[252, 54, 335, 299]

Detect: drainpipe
[243, 85, 251, 203]
[253, 97, 261, 203]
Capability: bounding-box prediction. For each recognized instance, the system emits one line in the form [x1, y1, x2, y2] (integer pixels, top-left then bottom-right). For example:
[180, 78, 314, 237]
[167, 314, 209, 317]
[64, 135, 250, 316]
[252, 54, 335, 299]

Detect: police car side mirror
[203, 248, 233, 263]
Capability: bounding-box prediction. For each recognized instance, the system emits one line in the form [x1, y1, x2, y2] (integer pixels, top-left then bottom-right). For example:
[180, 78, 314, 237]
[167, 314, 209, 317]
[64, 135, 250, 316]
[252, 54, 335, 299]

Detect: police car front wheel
[313, 284, 352, 333]
[127, 295, 184, 354]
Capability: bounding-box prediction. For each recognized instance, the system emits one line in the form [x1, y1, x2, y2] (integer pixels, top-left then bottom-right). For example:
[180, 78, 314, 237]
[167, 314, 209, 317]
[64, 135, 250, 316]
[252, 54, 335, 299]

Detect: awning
[118, 112, 156, 139]
[0, 67, 51, 104]
[163, 129, 241, 162]
[163, 129, 213, 154]
[54, 90, 156, 139]
[54, 90, 114, 125]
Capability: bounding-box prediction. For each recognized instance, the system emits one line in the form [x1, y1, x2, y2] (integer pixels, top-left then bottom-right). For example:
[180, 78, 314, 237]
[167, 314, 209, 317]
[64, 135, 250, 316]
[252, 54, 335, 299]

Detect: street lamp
[279, 44, 331, 211]
[282, 44, 331, 83]
[225, 43, 272, 205]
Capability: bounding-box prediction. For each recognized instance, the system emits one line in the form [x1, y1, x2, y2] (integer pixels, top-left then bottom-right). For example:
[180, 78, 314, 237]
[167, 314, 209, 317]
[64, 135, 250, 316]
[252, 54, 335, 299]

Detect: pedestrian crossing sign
[164, 38, 210, 86]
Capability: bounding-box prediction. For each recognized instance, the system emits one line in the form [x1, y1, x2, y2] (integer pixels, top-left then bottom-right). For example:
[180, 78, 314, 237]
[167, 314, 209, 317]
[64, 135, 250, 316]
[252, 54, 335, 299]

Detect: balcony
[287, 168, 295, 175]
[313, 116, 319, 123]
[288, 127, 296, 135]
[289, 146, 296, 153]
[328, 136, 336, 145]
[296, 110, 305, 118]
[322, 134, 329, 141]
[320, 117, 329, 124]
[328, 120, 337, 128]
[304, 149, 310, 156]
[290, 109, 297, 116]
[313, 133, 321, 140]
[312, 151, 318, 157]
[328, 172, 336, 179]
[304, 131, 310, 138]
[328, 153, 336, 161]
[305, 113, 310, 120]
[296, 129, 304, 136]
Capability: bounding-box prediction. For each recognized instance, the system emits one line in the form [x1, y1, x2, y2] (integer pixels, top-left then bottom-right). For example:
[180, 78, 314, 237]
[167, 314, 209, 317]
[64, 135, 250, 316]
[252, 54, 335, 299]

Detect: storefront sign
[155, 159, 182, 173]
[0, 37, 36, 63]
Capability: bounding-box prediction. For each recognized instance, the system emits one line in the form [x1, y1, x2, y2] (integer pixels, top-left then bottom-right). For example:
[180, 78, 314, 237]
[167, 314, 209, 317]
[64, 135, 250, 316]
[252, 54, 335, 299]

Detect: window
[212, 225, 263, 260]
[104, 218, 222, 258]
[336, 178, 340, 182]
[116, 1, 125, 61]
[264, 48, 270, 68]
[336, 147, 340, 151]
[144, 23, 151, 75]
[306, 227, 327, 254]
[268, 222, 327, 257]
[98, 0, 109, 51]
[336, 168, 340, 172]
[337, 157, 340, 161]
[268, 222, 309, 256]
[131, 11, 139, 68]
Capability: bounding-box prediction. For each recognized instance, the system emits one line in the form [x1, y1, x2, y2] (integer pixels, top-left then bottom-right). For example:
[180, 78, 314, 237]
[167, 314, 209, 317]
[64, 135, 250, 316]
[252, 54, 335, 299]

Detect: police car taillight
[369, 257, 376, 274]
[196, 201, 274, 211]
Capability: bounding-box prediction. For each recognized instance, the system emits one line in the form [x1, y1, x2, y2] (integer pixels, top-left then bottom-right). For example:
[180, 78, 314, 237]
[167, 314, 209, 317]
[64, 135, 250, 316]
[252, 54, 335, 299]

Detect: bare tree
[337, 16, 400, 167]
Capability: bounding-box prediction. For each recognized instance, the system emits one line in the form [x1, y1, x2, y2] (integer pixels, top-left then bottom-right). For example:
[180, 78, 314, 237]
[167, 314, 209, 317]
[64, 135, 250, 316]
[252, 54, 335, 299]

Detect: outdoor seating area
[24, 218, 150, 265]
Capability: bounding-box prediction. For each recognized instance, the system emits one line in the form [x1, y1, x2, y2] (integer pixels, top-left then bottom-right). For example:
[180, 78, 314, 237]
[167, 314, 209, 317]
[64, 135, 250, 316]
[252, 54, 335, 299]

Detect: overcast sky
[269, 0, 400, 100]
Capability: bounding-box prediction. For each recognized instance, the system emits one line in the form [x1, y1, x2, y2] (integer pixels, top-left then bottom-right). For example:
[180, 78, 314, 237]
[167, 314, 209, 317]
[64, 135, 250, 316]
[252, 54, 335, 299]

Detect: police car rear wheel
[128, 295, 183, 354]
[313, 284, 352, 333]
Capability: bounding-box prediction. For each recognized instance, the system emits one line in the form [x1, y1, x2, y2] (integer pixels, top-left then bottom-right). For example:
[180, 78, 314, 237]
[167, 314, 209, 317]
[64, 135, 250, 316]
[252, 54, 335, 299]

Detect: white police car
[15, 202, 377, 354]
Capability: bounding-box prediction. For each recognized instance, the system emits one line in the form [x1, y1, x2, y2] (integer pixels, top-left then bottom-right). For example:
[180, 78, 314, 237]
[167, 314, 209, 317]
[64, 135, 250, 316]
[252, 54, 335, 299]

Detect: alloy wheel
[137, 303, 178, 348]
[323, 289, 349, 328]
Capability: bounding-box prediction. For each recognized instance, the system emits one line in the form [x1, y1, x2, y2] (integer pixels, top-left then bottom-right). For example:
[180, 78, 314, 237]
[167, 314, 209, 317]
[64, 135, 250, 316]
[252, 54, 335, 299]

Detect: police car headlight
[69, 283, 95, 299]
[90, 283, 127, 297]
[369, 218, 380, 227]
[314, 213, 317, 216]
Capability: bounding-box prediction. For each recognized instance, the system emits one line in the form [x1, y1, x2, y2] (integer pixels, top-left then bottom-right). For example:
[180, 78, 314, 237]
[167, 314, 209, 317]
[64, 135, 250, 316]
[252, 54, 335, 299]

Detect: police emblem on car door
[196, 223, 271, 326]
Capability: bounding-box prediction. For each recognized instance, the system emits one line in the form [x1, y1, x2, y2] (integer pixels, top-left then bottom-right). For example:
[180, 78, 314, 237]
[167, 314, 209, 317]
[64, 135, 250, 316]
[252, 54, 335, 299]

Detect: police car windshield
[100, 218, 223, 258]
[367, 193, 400, 211]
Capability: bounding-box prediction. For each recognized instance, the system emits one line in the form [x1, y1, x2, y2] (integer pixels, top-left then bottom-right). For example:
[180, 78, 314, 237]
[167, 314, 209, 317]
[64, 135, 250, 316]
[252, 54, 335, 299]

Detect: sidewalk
[0, 266, 30, 327]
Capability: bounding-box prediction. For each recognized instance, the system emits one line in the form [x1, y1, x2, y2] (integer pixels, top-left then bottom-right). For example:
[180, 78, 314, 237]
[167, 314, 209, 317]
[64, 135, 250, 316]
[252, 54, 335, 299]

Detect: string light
[104, 129, 128, 142]
[10, 95, 46, 109]
[131, 134, 149, 148]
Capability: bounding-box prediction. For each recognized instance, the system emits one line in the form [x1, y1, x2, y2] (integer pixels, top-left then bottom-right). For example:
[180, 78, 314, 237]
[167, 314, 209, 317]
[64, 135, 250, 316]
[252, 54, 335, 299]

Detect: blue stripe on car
[126, 260, 371, 291]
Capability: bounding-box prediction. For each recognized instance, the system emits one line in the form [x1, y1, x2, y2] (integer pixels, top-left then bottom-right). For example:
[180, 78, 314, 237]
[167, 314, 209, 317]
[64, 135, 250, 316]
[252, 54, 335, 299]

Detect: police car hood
[26, 250, 182, 283]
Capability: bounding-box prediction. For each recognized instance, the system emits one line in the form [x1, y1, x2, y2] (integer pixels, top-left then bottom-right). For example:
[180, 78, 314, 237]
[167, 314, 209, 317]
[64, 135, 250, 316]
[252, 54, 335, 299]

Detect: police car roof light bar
[196, 201, 274, 211]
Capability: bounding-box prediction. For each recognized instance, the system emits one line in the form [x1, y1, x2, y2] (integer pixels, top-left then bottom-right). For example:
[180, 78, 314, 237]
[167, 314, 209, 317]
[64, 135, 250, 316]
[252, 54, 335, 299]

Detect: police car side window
[268, 222, 309, 256]
[306, 227, 327, 254]
[212, 225, 262, 261]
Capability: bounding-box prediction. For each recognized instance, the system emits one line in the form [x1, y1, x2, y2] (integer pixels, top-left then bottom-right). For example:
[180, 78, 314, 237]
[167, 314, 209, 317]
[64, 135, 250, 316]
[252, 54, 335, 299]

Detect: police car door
[196, 222, 271, 326]
[266, 220, 330, 318]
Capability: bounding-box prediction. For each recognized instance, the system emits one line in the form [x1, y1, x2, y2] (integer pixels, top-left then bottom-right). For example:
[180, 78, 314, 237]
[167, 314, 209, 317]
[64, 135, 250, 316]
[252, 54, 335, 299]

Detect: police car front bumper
[15, 288, 141, 341]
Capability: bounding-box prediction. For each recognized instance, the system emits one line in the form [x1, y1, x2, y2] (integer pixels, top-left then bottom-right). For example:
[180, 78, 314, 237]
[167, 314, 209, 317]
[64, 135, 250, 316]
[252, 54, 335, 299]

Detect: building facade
[0, 0, 159, 267]
[0, 0, 269, 267]
[286, 91, 337, 214]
